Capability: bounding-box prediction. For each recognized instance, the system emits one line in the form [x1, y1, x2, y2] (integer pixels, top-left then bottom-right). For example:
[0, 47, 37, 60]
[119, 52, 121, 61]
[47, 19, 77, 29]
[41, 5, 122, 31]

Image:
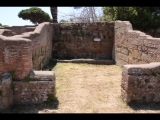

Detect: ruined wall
[0, 29, 14, 36]
[0, 22, 53, 79]
[114, 21, 160, 66]
[52, 22, 114, 59]
[12, 22, 54, 70]
[0, 26, 36, 35]
[0, 71, 56, 109]
[0, 36, 32, 80]
[122, 62, 160, 103]
[13, 71, 56, 104]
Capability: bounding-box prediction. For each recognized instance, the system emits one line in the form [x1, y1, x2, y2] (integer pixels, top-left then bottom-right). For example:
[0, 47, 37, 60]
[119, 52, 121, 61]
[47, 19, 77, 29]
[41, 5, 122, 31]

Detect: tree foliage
[18, 7, 52, 24]
[0, 23, 10, 27]
[59, 19, 68, 23]
[102, 7, 160, 31]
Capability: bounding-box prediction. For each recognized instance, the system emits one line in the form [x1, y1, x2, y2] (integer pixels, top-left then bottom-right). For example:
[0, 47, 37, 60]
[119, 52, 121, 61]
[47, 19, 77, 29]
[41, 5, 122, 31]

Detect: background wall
[52, 22, 114, 60]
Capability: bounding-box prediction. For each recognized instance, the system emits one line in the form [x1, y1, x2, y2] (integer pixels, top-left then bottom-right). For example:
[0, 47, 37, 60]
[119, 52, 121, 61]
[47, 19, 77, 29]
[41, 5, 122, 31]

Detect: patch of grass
[8, 70, 16, 80]
[45, 94, 58, 103]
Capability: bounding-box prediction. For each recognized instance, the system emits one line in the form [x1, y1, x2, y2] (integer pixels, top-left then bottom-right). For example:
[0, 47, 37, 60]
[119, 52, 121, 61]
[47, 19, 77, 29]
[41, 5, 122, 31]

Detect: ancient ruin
[0, 20, 160, 110]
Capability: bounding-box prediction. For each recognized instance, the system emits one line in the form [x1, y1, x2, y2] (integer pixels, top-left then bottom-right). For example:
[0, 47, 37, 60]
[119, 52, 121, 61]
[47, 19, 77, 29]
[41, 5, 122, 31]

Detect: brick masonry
[122, 62, 160, 103]
[52, 22, 114, 59]
[0, 71, 56, 109]
[1, 20, 160, 107]
[0, 73, 13, 110]
[114, 21, 160, 66]
[114, 21, 160, 103]
[13, 71, 56, 104]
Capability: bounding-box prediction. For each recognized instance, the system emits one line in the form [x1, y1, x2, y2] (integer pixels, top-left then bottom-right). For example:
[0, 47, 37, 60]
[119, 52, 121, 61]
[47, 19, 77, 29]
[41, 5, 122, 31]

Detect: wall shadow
[128, 101, 160, 111]
[0, 96, 59, 113]
[42, 59, 58, 71]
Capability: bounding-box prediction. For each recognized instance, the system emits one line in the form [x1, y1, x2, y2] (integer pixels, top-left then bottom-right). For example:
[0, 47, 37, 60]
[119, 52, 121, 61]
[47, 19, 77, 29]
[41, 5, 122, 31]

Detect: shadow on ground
[42, 59, 58, 71]
[128, 101, 160, 111]
[0, 96, 59, 113]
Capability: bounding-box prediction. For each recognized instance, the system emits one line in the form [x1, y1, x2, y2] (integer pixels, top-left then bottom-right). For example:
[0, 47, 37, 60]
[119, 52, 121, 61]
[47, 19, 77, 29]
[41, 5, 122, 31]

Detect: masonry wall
[13, 71, 56, 104]
[12, 22, 54, 70]
[0, 26, 36, 35]
[0, 71, 56, 109]
[0, 36, 32, 80]
[52, 22, 114, 59]
[0, 29, 14, 36]
[122, 62, 160, 103]
[114, 21, 160, 66]
[0, 22, 53, 80]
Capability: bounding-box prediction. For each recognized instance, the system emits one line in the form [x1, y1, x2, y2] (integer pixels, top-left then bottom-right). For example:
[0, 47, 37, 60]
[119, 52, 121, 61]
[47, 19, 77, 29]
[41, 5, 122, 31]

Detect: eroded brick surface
[122, 62, 160, 103]
[52, 22, 114, 59]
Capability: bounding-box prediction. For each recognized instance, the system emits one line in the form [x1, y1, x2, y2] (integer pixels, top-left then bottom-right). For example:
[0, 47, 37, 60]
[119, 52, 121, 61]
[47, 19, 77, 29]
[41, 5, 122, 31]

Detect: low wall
[122, 62, 160, 103]
[52, 22, 114, 59]
[13, 71, 56, 104]
[0, 71, 56, 110]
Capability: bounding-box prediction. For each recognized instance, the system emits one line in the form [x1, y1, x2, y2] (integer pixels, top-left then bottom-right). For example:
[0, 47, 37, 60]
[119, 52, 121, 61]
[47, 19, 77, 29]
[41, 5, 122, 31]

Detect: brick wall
[0, 36, 32, 80]
[114, 21, 160, 66]
[0, 29, 14, 36]
[13, 71, 56, 104]
[122, 62, 160, 103]
[0, 26, 36, 35]
[52, 22, 114, 59]
[12, 22, 54, 70]
[0, 71, 56, 109]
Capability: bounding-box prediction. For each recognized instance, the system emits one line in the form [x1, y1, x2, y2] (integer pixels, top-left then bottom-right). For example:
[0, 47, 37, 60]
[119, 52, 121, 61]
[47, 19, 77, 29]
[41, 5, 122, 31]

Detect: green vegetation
[18, 7, 52, 25]
[102, 7, 160, 32]
[0, 23, 10, 27]
[45, 94, 58, 103]
[151, 69, 160, 77]
[8, 70, 16, 80]
[59, 19, 68, 23]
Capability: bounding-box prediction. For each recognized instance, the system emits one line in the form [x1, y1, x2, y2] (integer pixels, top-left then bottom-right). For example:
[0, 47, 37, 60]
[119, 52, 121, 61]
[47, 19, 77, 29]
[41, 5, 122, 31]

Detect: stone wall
[114, 20, 160, 66]
[52, 22, 114, 59]
[122, 62, 160, 103]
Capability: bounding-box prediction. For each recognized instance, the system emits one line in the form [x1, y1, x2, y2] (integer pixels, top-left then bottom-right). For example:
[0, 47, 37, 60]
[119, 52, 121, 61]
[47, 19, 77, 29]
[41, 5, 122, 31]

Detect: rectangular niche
[94, 38, 101, 41]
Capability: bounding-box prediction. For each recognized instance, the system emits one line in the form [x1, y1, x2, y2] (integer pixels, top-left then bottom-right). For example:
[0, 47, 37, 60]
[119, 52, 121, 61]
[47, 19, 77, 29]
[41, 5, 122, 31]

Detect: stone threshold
[52, 59, 115, 65]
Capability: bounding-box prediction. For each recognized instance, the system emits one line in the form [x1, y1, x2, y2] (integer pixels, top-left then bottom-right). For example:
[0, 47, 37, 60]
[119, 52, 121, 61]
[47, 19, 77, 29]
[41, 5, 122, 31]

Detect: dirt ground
[2, 63, 160, 113]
